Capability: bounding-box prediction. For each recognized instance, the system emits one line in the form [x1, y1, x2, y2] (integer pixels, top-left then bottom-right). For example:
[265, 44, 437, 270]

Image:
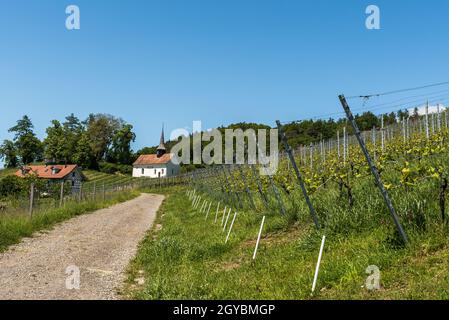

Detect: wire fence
[178, 100, 449, 246]
[0, 173, 192, 219]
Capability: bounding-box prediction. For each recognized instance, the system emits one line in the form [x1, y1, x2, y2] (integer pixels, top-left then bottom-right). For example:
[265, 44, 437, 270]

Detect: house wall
[133, 162, 180, 178]
[63, 168, 84, 192]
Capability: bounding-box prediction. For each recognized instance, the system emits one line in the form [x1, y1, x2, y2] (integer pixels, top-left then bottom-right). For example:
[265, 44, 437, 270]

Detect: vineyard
[189, 109, 449, 245]
[127, 86, 449, 299]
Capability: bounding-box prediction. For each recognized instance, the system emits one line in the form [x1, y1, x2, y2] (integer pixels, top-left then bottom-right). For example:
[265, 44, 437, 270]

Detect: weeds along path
[0, 193, 164, 300]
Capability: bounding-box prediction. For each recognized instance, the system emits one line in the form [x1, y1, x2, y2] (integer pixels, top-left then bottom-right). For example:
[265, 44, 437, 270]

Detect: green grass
[0, 168, 134, 188]
[124, 187, 449, 300]
[83, 170, 136, 189]
[0, 189, 140, 253]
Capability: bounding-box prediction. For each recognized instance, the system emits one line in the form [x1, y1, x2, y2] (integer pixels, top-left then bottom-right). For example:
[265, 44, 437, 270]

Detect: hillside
[125, 189, 449, 300]
[124, 114, 449, 300]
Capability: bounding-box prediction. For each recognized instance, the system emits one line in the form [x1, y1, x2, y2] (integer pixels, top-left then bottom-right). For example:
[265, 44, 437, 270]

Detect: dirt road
[0, 193, 164, 300]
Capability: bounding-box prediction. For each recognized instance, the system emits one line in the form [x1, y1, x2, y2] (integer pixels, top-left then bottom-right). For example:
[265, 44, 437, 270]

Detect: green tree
[72, 132, 95, 168]
[107, 124, 136, 164]
[8, 116, 43, 165]
[411, 107, 420, 120]
[136, 146, 157, 157]
[355, 112, 380, 131]
[397, 109, 409, 121]
[85, 114, 124, 164]
[63, 113, 84, 163]
[43, 120, 66, 162]
[0, 175, 24, 197]
[0, 140, 19, 168]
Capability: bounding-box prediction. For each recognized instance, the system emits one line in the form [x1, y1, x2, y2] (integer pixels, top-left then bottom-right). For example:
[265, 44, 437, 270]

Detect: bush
[98, 161, 132, 175]
[0, 175, 24, 198]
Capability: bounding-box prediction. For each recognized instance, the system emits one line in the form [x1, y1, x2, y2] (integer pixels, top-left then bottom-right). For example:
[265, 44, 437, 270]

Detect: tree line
[282, 109, 412, 149]
[0, 113, 137, 173]
[0, 109, 412, 173]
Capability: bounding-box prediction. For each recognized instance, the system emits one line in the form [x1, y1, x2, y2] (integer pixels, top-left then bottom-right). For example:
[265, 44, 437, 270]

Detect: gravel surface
[0, 193, 164, 300]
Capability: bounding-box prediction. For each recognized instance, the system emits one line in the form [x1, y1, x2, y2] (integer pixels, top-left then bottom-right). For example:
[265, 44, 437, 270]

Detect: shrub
[0, 175, 24, 198]
[98, 162, 132, 175]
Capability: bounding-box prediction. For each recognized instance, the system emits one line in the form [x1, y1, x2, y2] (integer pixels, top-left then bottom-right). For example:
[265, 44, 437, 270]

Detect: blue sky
[1, 0, 449, 151]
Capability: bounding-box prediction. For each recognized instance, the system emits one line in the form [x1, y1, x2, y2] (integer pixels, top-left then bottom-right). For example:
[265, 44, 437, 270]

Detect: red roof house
[15, 164, 85, 181]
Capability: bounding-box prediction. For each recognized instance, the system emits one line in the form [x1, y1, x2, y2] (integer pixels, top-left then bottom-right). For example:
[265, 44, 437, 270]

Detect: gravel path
[0, 193, 164, 300]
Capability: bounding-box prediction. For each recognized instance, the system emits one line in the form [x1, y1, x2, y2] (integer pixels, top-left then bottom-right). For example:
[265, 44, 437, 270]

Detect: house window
[141, 168, 144, 175]
[162, 169, 164, 175]
[154, 169, 156, 174]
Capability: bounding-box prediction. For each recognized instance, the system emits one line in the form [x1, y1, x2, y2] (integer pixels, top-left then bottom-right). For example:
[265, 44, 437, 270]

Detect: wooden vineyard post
[79, 183, 83, 202]
[93, 182, 97, 201]
[444, 109, 447, 128]
[221, 166, 237, 208]
[425, 101, 430, 139]
[343, 126, 347, 165]
[337, 130, 340, 159]
[309, 143, 313, 169]
[267, 169, 286, 216]
[214, 167, 229, 204]
[255, 140, 286, 216]
[225, 165, 243, 209]
[339, 94, 408, 245]
[407, 117, 410, 139]
[381, 115, 385, 153]
[402, 118, 406, 143]
[238, 165, 256, 210]
[29, 183, 35, 218]
[59, 181, 64, 207]
[250, 165, 269, 209]
[431, 113, 435, 135]
[372, 126, 377, 162]
[277, 121, 320, 228]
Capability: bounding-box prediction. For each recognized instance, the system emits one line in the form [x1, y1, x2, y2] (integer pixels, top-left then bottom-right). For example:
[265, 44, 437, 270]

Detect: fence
[177, 104, 449, 245]
[0, 173, 192, 219]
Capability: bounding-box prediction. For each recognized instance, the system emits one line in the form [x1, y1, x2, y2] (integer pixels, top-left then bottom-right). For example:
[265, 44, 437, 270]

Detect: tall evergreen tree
[63, 113, 84, 162]
[8, 116, 42, 165]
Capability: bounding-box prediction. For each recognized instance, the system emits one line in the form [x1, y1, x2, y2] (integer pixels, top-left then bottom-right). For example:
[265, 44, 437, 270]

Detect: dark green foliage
[107, 124, 136, 165]
[98, 161, 133, 175]
[0, 175, 23, 198]
[0, 140, 18, 168]
[43, 120, 66, 161]
[8, 116, 43, 165]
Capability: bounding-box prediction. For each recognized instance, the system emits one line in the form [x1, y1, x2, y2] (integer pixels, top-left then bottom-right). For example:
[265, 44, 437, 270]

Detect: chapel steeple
[156, 125, 166, 157]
